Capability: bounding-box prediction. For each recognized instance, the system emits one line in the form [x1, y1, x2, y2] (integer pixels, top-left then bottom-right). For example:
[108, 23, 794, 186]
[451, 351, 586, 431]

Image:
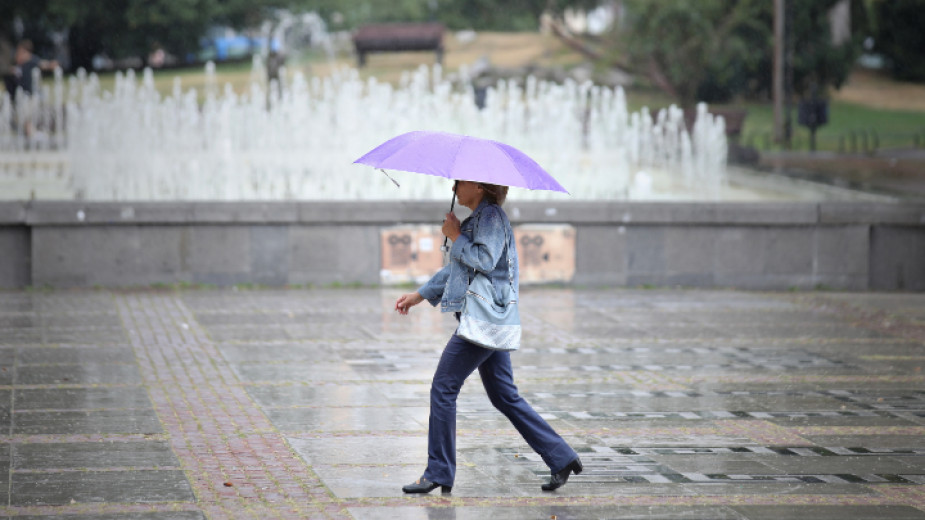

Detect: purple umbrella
[354, 130, 569, 194]
[355, 131, 568, 251]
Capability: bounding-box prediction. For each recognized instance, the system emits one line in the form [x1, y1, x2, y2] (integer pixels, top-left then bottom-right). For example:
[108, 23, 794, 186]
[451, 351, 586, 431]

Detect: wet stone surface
[10, 470, 194, 506]
[13, 514, 206, 520]
[0, 287, 923, 518]
[12, 410, 163, 435]
[12, 442, 179, 470]
[14, 387, 154, 410]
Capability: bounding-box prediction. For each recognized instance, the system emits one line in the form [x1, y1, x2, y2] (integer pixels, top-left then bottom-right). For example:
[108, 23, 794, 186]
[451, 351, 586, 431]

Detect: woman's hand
[395, 292, 424, 315]
[442, 212, 461, 242]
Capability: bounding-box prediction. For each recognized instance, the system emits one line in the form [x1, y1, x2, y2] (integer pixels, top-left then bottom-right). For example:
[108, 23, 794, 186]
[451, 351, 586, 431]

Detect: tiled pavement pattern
[0, 288, 924, 519]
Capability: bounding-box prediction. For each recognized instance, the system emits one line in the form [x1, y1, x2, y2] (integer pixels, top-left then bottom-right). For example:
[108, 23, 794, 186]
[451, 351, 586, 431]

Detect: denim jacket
[417, 199, 519, 313]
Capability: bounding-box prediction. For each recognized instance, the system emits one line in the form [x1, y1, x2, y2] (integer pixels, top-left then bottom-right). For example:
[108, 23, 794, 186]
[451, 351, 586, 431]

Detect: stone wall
[1, 201, 923, 290]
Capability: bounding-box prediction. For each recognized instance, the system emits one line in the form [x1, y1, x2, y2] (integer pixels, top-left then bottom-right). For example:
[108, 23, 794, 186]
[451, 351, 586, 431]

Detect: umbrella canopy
[353, 130, 568, 193]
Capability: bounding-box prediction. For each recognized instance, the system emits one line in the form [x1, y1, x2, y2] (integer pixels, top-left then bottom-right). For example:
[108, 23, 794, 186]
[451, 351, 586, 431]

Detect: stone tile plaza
[1, 286, 924, 519]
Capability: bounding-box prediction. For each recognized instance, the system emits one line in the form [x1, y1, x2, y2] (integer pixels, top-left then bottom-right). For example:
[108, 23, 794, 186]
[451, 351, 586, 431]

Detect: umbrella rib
[493, 145, 528, 188]
[354, 131, 426, 169]
[495, 141, 566, 193]
[447, 136, 468, 181]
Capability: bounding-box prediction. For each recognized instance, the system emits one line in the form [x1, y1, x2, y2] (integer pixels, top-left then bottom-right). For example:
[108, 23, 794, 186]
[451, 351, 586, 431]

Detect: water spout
[1, 63, 730, 201]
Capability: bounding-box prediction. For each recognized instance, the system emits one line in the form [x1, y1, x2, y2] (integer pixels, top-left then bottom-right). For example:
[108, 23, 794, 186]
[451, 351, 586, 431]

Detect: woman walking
[394, 180, 582, 494]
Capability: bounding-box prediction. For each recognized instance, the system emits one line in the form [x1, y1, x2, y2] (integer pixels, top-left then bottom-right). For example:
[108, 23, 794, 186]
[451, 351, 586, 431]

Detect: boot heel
[441, 485, 452, 493]
[572, 458, 583, 475]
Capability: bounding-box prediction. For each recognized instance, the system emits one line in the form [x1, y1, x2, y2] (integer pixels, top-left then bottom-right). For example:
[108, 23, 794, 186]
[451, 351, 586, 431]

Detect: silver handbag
[457, 220, 521, 351]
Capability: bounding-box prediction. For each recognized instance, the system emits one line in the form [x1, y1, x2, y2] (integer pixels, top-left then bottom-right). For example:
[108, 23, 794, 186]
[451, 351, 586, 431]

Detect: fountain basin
[2, 199, 922, 291]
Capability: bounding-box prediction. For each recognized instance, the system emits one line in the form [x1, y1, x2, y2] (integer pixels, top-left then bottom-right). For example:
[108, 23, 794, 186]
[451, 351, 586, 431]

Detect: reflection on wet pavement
[1, 288, 924, 518]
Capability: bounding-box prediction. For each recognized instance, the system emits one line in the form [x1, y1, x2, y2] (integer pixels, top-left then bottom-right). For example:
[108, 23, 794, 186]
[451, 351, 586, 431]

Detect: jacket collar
[469, 197, 492, 218]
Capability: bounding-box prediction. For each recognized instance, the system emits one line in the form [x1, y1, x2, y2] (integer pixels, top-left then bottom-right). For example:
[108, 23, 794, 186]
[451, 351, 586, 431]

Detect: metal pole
[784, 0, 794, 148]
[773, 0, 785, 144]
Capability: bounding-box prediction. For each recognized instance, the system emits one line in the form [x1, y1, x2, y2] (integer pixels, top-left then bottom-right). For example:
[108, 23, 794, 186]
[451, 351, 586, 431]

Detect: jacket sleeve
[417, 264, 449, 306]
[449, 206, 506, 274]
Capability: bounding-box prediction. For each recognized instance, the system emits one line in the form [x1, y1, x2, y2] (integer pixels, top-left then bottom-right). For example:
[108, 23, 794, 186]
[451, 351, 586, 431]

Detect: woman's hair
[479, 183, 508, 206]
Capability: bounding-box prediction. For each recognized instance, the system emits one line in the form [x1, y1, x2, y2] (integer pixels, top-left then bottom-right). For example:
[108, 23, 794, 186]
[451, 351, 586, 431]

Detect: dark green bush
[875, 0, 925, 82]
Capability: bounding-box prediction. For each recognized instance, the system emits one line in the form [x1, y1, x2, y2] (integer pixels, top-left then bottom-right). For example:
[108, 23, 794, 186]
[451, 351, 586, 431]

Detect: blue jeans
[421, 334, 578, 487]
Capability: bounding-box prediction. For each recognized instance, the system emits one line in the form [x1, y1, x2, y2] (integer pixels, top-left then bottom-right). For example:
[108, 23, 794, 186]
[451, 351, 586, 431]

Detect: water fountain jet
[0, 62, 888, 202]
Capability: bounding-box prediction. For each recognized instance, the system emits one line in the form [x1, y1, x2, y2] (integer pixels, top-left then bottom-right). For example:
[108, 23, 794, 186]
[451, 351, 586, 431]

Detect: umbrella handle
[440, 182, 457, 253]
[379, 169, 400, 188]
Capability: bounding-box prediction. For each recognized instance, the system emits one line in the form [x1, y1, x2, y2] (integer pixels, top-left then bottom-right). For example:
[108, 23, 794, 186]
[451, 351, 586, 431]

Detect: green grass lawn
[92, 59, 259, 98]
[736, 100, 925, 152]
[737, 100, 925, 152]
[622, 89, 925, 153]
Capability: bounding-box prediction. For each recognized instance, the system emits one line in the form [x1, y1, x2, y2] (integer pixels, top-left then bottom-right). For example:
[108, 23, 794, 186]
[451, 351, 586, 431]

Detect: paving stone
[10, 470, 194, 506]
[266, 407, 425, 432]
[14, 513, 206, 520]
[197, 311, 382, 326]
[655, 453, 914, 475]
[0, 329, 42, 344]
[15, 363, 141, 385]
[13, 410, 162, 435]
[765, 415, 923, 428]
[287, 436, 426, 466]
[204, 325, 291, 342]
[0, 407, 10, 430]
[13, 442, 178, 470]
[218, 342, 343, 364]
[0, 314, 39, 327]
[231, 362, 361, 383]
[350, 506, 746, 520]
[0, 296, 37, 312]
[246, 384, 387, 409]
[42, 328, 128, 344]
[3, 287, 925, 518]
[15, 387, 153, 410]
[37, 293, 117, 312]
[0, 443, 9, 485]
[732, 505, 925, 519]
[17, 345, 136, 364]
[804, 435, 925, 448]
[43, 313, 123, 328]
[760, 456, 925, 475]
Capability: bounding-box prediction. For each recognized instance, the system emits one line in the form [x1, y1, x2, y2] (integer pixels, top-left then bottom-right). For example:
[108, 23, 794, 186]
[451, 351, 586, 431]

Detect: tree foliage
[789, 0, 867, 97]
[3, 0, 291, 71]
[874, 0, 925, 81]
[297, 0, 598, 31]
[616, 0, 770, 106]
[613, 0, 867, 106]
[3, 0, 600, 71]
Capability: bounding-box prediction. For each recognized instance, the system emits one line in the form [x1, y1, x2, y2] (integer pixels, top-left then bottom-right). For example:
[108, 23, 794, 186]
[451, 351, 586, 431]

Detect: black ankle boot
[402, 477, 452, 494]
[541, 457, 583, 491]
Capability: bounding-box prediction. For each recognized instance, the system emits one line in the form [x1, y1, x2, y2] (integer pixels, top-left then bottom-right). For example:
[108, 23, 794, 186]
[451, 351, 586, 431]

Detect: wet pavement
[1, 286, 924, 519]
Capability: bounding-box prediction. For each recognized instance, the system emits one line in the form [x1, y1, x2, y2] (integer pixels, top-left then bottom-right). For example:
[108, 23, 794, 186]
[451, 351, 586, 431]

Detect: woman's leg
[478, 350, 578, 473]
[421, 334, 494, 487]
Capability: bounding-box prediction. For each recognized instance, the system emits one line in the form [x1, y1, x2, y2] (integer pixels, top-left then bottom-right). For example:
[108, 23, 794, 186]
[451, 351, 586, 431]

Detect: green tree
[612, 0, 773, 106]
[6, 0, 611, 71]
[874, 0, 925, 81]
[297, 0, 600, 31]
[5, 0, 286, 71]
[789, 0, 867, 98]
[610, 0, 866, 106]
[437, 0, 599, 31]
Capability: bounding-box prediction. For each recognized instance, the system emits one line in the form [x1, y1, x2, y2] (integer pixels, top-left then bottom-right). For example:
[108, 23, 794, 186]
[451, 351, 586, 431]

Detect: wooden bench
[352, 23, 445, 67]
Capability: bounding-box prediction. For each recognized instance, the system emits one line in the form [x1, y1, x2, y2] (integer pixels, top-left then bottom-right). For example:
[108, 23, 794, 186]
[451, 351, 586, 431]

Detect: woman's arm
[416, 264, 450, 306]
[448, 206, 506, 273]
